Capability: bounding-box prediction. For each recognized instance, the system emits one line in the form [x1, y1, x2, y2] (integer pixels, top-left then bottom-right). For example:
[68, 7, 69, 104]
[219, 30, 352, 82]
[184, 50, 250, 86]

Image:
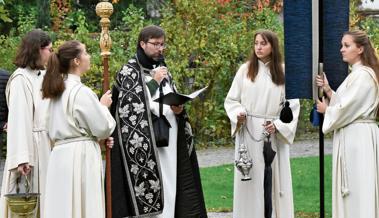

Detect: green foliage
[296, 99, 319, 140]
[14, 5, 37, 35]
[1, 1, 39, 33]
[121, 4, 152, 56]
[0, 4, 11, 23]
[63, 9, 89, 35]
[0, 34, 19, 72]
[0, 1, 376, 148]
[360, 17, 379, 51]
[160, 0, 284, 146]
[0, 3, 37, 73]
[54, 4, 151, 95]
[0, 3, 150, 96]
[36, 0, 50, 28]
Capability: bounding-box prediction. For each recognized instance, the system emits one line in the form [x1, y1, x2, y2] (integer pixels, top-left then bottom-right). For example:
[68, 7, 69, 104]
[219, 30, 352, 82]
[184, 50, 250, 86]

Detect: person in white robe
[0, 29, 53, 218]
[316, 30, 379, 218]
[225, 30, 300, 218]
[41, 40, 116, 218]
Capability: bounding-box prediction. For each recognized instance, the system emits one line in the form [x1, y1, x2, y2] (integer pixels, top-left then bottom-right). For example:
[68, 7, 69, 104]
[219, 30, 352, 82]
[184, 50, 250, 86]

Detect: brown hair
[14, 29, 52, 70]
[344, 30, 379, 83]
[42, 40, 83, 99]
[246, 30, 284, 85]
[137, 25, 165, 49]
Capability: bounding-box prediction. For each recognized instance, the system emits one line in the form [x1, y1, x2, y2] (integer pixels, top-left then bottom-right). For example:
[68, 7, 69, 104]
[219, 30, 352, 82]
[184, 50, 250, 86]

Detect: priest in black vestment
[108, 25, 207, 218]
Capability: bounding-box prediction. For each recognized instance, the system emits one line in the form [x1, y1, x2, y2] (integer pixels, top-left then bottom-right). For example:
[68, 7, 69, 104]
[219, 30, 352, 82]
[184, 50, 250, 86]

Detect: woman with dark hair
[225, 30, 300, 218]
[316, 30, 379, 218]
[0, 29, 53, 218]
[41, 40, 115, 218]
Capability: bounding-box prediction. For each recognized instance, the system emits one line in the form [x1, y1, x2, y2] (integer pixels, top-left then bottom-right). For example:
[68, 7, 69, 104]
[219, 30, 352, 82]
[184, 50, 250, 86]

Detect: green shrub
[160, 0, 285, 146]
[2, 1, 377, 150]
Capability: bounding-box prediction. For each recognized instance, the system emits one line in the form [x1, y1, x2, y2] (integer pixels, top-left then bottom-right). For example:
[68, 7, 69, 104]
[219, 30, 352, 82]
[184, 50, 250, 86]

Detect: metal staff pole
[96, 1, 113, 218]
[318, 64, 325, 218]
[312, 0, 324, 216]
[319, 0, 325, 215]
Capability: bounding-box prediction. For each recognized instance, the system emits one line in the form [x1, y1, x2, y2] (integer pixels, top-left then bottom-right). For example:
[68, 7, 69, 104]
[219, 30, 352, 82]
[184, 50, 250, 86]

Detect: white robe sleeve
[73, 86, 116, 139]
[273, 99, 300, 145]
[6, 76, 34, 170]
[323, 70, 377, 134]
[224, 64, 248, 135]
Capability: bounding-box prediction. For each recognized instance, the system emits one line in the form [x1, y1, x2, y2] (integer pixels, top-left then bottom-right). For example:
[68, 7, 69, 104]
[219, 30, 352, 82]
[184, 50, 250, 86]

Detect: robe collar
[136, 46, 166, 70]
[25, 67, 43, 76]
[258, 59, 270, 70]
[258, 59, 271, 68]
[258, 60, 272, 78]
[66, 73, 81, 83]
[351, 61, 362, 72]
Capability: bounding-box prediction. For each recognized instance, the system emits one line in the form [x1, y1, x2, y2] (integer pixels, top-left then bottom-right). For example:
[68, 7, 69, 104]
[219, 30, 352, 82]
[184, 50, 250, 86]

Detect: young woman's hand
[17, 163, 31, 175]
[100, 90, 112, 108]
[263, 122, 276, 135]
[237, 112, 246, 124]
[316, 73, 332, 93]
[316, 97, 328, 114]
[106, 137, 114, 149]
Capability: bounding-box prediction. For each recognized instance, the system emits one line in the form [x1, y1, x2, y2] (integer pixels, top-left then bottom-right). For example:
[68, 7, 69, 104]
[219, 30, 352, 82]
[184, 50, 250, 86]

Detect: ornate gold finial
[96, 0, 114, 57]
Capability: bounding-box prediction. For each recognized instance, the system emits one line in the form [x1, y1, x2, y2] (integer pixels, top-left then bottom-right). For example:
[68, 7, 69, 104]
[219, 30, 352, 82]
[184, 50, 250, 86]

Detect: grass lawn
[200, 155, 332, 218]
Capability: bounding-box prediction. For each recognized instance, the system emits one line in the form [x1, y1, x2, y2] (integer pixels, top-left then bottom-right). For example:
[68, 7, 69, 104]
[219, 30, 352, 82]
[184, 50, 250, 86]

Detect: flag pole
[96, 1, 113, 218]
[312, 0, 325, 216]
[319, 0, 325, 215]
[318, 64, 325, 218]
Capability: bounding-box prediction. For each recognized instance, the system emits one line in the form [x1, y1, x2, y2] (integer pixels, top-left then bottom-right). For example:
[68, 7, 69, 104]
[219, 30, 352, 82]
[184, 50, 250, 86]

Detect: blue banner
[284, 0, 313, 99]
[284, 0, 349, 99]
[323, 0, 349, 90]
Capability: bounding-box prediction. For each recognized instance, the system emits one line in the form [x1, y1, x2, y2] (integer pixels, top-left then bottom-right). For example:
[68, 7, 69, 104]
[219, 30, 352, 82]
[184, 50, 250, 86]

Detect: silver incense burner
[235, 142, 253, 181]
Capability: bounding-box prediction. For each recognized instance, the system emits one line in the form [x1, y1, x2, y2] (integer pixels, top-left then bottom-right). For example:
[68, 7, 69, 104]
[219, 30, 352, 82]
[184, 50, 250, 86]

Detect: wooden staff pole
[96, 1, 113, 218]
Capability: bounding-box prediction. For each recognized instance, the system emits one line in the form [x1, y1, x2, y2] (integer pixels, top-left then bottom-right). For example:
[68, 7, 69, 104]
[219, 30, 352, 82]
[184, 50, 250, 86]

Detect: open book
[153, 86, 207, 106]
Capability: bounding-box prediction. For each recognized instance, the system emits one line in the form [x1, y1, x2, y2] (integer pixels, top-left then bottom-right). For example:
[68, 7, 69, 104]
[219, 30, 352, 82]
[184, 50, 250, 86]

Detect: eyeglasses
[147, 41, 166, 49]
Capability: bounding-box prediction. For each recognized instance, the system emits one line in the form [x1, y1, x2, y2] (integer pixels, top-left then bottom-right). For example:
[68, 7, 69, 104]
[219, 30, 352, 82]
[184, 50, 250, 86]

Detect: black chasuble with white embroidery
[108, 48, 207, 218]
[108, 56, 164, 218]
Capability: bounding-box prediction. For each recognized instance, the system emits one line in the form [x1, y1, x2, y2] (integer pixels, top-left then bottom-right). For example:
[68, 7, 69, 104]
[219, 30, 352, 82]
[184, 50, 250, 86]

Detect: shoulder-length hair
[14, 29, 51, 70]
[246, 30, 284, 85]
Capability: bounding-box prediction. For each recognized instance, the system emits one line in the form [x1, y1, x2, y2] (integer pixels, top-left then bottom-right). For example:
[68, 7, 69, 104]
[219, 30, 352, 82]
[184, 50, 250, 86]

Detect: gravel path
[197, 138, 332, 168]
[0, 139, 331, 217]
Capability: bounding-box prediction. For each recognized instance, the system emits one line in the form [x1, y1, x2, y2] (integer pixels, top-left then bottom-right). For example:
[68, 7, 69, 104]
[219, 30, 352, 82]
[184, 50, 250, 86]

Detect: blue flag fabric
[323, 0, 349, 90]
[284, 0, 349, 99]
[284, 0, 313, 99]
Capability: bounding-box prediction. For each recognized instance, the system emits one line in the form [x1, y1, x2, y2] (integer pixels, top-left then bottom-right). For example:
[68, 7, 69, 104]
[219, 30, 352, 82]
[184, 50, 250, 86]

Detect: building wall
[361, 0, 379, 10]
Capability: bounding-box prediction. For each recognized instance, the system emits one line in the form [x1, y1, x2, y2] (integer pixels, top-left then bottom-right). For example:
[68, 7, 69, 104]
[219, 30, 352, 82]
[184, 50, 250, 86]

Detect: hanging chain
[243, 119, 270, 142]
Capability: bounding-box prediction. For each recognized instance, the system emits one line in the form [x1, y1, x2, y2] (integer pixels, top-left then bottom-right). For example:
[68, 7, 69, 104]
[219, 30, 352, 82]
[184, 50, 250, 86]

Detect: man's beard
[150, 54, 160, 61]
[146, 51, 161, 61]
